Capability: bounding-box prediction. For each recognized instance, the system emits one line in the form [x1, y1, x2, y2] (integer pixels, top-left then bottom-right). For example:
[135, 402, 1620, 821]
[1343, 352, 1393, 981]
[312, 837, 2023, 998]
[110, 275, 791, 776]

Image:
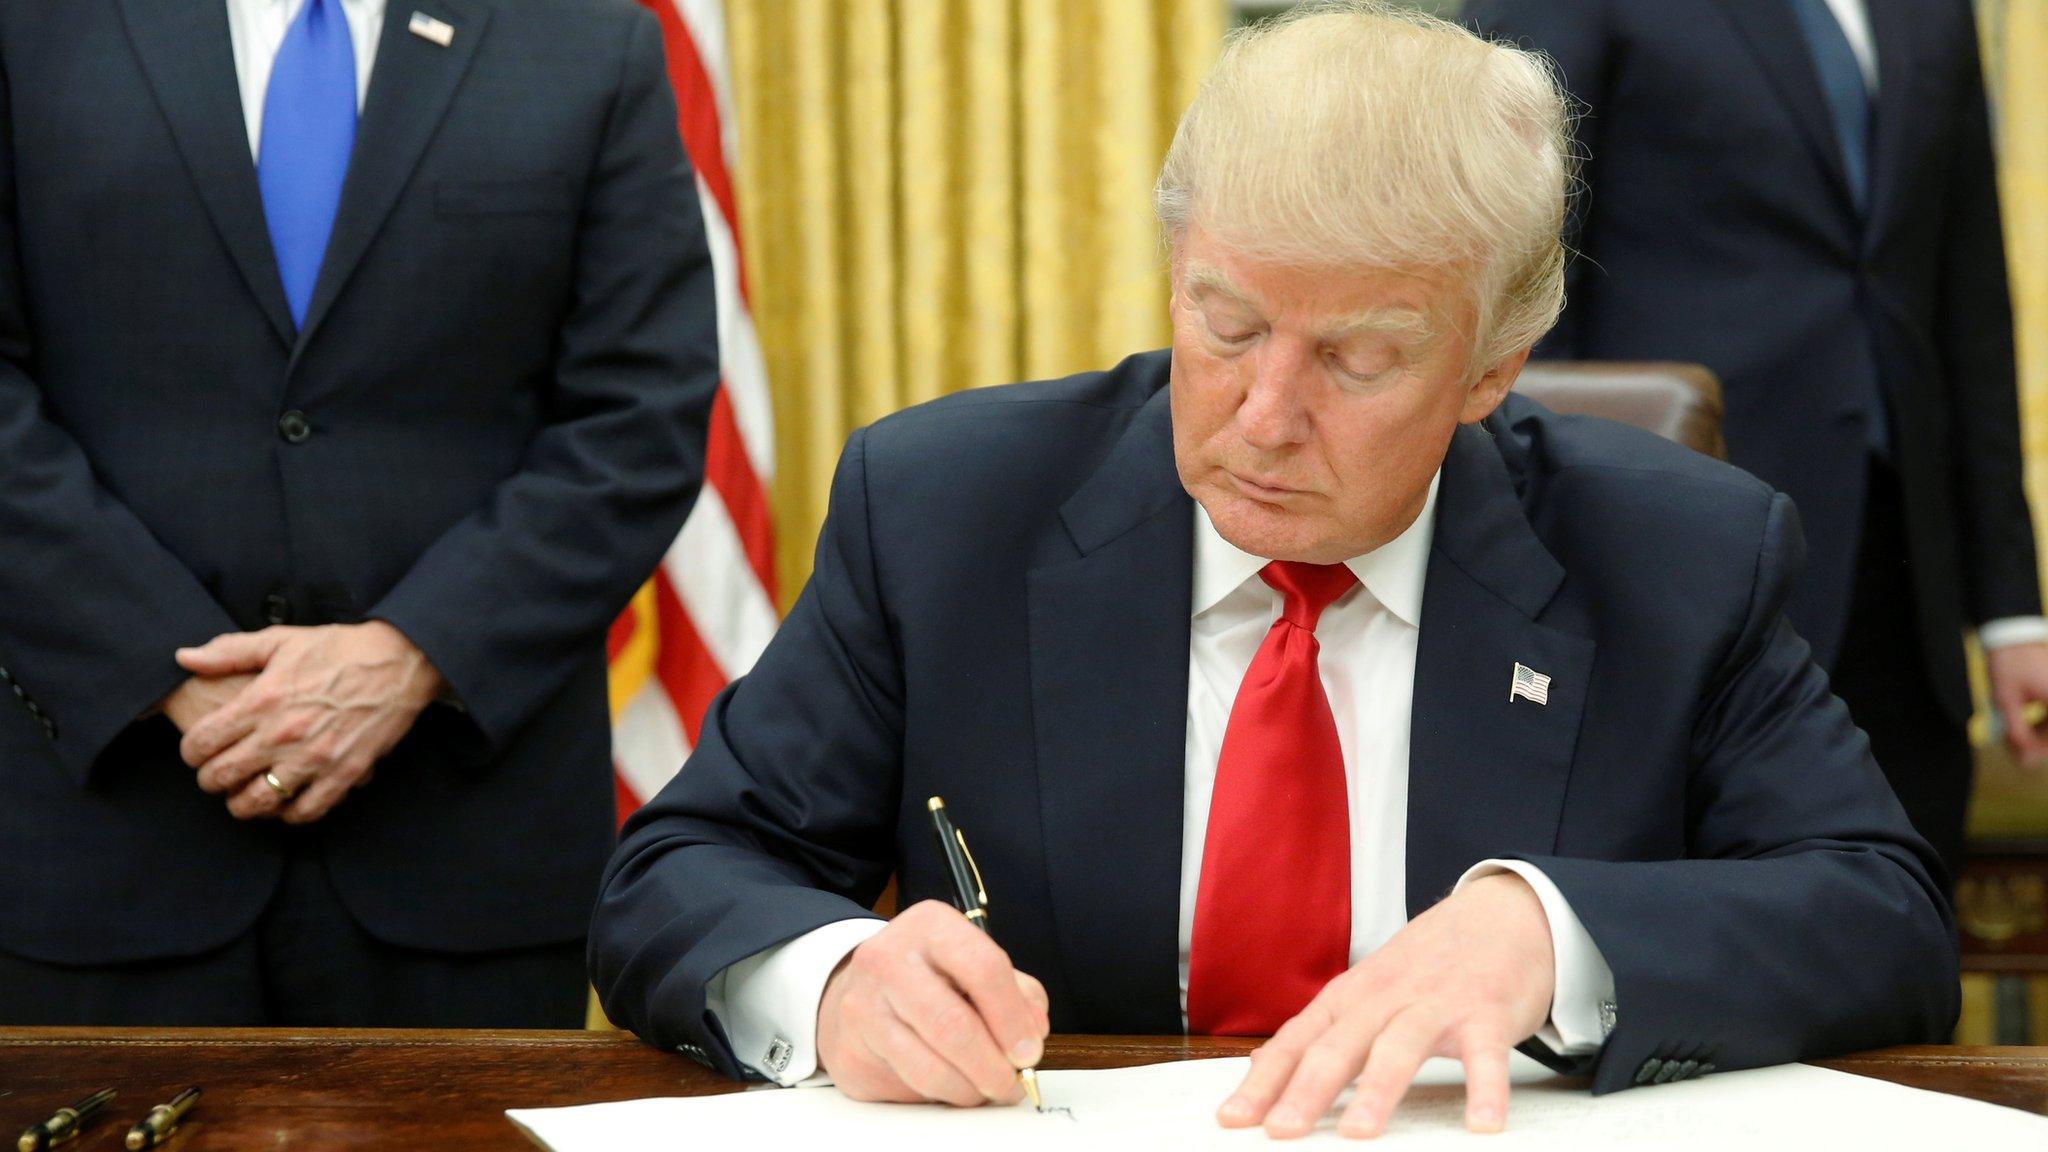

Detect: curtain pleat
[727, 0, 1226, 601]
[1981, 1, 2048, 577]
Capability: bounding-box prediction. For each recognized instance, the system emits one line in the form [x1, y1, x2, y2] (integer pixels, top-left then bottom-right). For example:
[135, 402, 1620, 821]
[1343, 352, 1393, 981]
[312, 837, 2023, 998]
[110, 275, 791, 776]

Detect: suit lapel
[115, 0, 295, 348]
[1027, 383, 1191, 1034]
[1404, 420, 1595, 915]
[1708, 0, 1860, 219]
[293, 0, 486, 356]
[1859, 0, 1919, 248]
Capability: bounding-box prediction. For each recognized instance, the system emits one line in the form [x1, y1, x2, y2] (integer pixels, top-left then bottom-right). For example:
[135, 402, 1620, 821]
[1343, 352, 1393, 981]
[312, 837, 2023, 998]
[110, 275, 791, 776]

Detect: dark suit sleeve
[371, 7, 718, 752]
[590, 428, 897, 1074]
[0, 50, 241, 783]
[1516, 493, 1957, 1094]
[1935, 3, 2040, 623]
[1464, 0, 1610, 359]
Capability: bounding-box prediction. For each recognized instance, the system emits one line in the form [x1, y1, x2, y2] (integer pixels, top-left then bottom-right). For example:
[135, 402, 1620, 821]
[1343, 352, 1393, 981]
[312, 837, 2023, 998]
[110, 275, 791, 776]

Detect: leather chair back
[1513, 361, 1727, 461]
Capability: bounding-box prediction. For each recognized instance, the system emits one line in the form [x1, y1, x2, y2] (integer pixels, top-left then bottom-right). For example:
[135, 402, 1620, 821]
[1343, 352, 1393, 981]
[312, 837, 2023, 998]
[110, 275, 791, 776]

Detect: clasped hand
[819, 875, 1554, 1139]
[161, 621, 443, 824]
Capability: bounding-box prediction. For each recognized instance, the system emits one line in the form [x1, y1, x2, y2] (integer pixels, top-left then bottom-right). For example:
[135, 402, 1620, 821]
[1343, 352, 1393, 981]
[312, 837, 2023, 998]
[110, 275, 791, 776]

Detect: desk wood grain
[0, 1030, 2038, 1151]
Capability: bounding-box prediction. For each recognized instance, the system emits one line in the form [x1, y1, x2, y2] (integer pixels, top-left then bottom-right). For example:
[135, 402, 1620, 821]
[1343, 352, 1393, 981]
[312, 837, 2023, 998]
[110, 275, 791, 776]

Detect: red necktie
[1186, 560, 1356, 1036]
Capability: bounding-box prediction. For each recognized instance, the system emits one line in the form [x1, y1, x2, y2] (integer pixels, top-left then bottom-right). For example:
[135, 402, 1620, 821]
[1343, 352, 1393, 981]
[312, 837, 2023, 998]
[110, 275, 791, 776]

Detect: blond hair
[1154, 0, 1572, 374]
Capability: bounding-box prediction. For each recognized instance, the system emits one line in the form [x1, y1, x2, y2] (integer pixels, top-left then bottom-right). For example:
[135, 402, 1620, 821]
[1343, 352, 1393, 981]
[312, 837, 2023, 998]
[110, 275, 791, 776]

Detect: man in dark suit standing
[1463, 0, 2048, 884]
[591, 4, 1953, 1136]
[0, 0, 716, 1026]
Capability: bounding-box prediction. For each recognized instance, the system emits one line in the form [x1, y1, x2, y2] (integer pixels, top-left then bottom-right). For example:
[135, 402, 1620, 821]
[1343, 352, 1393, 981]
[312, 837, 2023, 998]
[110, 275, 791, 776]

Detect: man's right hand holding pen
[815, 899, 1050, 1106]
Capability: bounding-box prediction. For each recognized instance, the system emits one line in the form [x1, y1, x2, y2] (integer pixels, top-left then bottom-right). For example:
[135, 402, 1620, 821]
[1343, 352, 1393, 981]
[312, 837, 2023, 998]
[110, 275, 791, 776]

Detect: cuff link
[764, 1037, 794, 1077]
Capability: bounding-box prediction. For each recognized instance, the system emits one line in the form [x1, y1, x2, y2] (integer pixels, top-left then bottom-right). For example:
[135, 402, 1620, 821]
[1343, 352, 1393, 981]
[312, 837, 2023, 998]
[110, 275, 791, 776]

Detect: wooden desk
[2, 1030, 2042, 1151]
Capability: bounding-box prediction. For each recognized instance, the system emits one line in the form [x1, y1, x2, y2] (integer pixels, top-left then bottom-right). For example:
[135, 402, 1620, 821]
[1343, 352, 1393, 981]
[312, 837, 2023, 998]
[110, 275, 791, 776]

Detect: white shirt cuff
[1455, 859, 1617, 1057]
[702, 918, 887, 1085]
[1979, 616, 2048, 650]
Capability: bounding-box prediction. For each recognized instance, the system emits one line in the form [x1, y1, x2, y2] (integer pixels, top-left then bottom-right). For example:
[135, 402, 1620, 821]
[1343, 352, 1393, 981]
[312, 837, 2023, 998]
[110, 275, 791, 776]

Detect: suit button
[263, 593, 293, 625]
[1634, 1058, 1663, 1085]
[278, 410, 312, 443]
[1674, 1060, 1700, 1080]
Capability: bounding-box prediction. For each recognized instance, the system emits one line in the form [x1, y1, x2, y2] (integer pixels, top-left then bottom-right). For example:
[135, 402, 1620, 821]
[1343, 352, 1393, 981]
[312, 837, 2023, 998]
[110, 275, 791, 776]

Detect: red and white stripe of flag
[608, 0, 778, 823]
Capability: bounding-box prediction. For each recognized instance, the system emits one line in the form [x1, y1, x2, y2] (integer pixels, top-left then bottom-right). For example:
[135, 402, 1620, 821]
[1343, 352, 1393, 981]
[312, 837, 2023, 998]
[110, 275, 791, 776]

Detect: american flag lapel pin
[1510, 662, 1552, 706]
[409, 11, 455, 47]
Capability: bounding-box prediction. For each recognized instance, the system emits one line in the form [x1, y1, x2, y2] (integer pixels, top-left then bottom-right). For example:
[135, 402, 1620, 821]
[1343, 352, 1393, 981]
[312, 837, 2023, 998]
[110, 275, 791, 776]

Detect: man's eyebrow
[1327, 307, 1439, 347]
[1182, 264, 1443, 347]
[1181, 264, 1253, 306]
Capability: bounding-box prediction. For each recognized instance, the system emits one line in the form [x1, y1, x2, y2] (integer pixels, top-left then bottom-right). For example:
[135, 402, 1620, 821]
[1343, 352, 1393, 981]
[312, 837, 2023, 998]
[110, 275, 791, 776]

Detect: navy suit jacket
[0, 0, 714, 964]
[1464, 0, 2038, 722]
[592, 351, 1956, 1096]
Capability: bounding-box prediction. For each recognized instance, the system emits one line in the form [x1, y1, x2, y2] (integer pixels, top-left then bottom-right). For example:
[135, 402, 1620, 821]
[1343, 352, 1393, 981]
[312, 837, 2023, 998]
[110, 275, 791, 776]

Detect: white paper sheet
[506, 1052, 2048, 1151]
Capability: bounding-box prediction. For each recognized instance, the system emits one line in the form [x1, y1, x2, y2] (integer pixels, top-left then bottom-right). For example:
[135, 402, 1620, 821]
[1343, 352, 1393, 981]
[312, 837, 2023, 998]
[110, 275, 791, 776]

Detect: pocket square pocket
[435, 175, 575, 216]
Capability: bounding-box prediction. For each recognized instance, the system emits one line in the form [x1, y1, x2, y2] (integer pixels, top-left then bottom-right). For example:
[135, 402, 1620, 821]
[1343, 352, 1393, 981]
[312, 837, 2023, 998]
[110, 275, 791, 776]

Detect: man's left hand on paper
[1218, 871, 1556, 1139]
[176, 621, 445, 824]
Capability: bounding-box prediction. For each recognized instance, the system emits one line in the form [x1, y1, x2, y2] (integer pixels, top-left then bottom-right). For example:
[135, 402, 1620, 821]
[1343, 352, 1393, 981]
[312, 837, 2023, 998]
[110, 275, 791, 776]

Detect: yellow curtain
[726, 0, 1226, 603]
[1965, 1, 2048, 839]
[1981, 3, 2048, 548]
[1957, 0, 2048, 1045]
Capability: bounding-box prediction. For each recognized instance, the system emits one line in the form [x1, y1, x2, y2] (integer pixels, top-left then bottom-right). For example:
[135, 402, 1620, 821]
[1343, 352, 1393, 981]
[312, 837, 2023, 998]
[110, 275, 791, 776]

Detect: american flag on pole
[607, 0, 779, 824]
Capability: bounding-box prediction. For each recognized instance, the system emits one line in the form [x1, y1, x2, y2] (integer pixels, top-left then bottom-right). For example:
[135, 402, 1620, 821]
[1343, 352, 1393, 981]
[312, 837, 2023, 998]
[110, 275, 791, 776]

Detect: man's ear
[1459, 347, 1533, 425]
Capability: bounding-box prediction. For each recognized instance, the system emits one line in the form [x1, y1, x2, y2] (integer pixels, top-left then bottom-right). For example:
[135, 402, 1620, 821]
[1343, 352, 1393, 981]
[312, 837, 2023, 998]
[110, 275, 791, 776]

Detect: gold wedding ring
[262, 771, 296, 801]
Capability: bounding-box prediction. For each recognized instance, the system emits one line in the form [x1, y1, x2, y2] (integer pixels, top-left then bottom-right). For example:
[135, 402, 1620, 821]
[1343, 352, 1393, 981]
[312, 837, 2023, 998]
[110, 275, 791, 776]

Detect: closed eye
[1327, 349, 1397, 386]
[1199, 308, 1261, 346]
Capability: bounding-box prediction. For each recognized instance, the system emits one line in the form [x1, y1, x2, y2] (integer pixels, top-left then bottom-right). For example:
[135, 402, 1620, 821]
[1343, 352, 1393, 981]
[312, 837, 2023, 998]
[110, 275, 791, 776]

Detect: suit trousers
[0, 831, 586, 1027]
[1831, 461, 1975, 894]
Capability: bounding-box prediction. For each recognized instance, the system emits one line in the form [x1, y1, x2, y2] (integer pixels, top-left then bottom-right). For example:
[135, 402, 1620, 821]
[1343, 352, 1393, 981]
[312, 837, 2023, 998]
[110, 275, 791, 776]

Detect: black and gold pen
[17, 1088, 115, 1152]
[124, 1088, 199, 1151]
[927, 795, 1044, 1112]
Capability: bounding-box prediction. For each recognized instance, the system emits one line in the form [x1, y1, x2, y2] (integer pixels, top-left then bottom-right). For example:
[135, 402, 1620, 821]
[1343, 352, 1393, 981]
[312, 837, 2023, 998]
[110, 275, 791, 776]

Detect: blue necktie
[1788, 0, 1872, 215]
[259, 0, 357, 329]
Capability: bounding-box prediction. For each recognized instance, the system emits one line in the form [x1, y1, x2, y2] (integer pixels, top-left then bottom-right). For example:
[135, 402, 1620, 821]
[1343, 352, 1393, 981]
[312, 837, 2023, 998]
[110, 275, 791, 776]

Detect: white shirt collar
[1190, 470, 1439, 628]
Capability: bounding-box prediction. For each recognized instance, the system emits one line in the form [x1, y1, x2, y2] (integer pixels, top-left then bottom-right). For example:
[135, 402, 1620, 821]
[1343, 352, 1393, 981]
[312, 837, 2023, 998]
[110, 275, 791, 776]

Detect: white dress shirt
[708, 475, 1616, 1086]
[225, 0, 386, 159]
